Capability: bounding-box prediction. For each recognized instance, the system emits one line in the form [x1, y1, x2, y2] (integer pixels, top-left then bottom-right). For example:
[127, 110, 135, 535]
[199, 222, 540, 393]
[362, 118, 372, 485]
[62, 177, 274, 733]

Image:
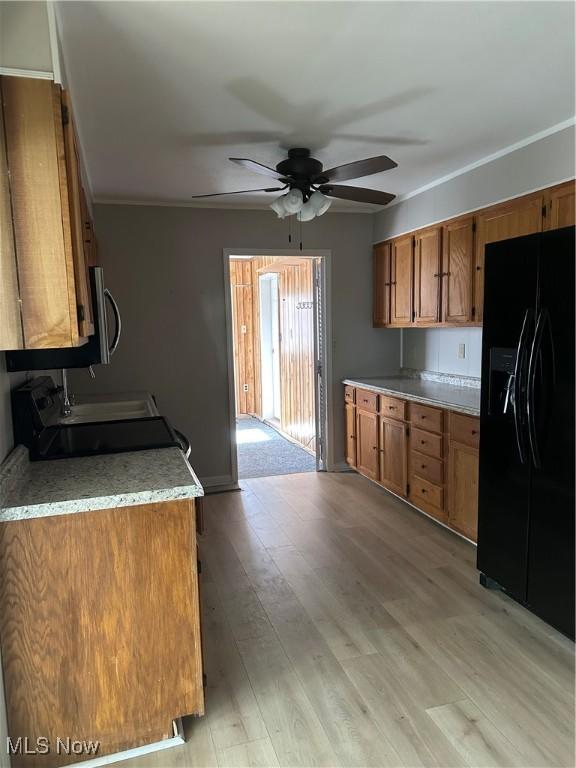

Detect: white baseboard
[69, 720, 184, 768]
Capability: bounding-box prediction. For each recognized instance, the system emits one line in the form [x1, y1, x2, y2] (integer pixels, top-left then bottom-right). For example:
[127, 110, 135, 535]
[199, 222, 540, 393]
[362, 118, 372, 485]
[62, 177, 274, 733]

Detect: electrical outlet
[458, 343, 466, 360]
[243, 384, 249, 392]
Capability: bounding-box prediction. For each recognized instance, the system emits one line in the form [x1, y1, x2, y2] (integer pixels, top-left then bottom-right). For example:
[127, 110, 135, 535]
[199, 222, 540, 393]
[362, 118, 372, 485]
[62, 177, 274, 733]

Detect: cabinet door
[345, 404, 357, 467]
[390, 235, 413, 326]
[474, 193, 544, 322]
[379, 416, 407, 497]
[442, 217, 474, 324]
[546, 181, 575, 230]
[0, 89, 23, 350]
[1, 76, 81, 349]
[61, 89, 94, 338]
[356, 409, 379, 481]
[448, 441, 479, 541]
[373, 241, 391, 326]
[413, 227, 441, 324]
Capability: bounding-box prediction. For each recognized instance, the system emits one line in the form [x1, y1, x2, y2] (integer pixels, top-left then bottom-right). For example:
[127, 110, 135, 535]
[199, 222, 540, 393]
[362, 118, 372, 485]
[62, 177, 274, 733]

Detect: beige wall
[0, 1, 52, 72]
[71, 205, 401, 483]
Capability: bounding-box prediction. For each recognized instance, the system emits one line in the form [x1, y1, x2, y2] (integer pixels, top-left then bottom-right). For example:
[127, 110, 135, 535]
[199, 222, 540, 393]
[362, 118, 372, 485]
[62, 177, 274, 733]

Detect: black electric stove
[31, 417, 181, 460]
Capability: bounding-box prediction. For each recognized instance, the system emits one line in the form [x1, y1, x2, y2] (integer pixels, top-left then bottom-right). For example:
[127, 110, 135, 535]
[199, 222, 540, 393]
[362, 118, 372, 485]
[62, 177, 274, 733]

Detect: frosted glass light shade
[297, 201, 316, 222]
[283, 188, 304, 214]
[309, 191, 332, 216]
[270, 196, 287, 218]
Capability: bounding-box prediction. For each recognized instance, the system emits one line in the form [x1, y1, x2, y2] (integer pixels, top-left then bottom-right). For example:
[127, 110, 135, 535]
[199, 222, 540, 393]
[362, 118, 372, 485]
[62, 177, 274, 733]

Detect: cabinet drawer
[410, 476, 444, 510]
[449, 412, 480, 449]
[344, 385, 355, 404]
[379, 395, 407, 421]
[356, 389, 378, 413]
[411, 427, 443, 458]
[411, 450, 443, 485]
[410, 403, 444, 433]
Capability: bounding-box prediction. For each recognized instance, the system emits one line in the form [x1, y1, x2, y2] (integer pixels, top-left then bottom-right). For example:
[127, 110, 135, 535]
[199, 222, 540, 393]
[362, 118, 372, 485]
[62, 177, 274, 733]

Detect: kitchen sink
[57, 398, 158, 424]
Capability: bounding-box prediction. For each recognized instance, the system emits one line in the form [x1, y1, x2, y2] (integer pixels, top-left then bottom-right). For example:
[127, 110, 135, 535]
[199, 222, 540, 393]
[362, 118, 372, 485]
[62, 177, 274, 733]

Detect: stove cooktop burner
[32, 416, 181, 460]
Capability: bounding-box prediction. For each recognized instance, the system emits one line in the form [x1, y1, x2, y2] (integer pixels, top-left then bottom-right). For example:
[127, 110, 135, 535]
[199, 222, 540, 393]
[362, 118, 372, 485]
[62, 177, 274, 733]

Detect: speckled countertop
[0, 445, 203, 523]
[343, 377, 481, 416]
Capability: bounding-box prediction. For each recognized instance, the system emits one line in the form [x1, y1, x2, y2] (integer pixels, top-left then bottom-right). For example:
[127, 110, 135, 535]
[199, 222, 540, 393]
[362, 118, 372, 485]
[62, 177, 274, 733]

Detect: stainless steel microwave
[5, 267, 121, 371]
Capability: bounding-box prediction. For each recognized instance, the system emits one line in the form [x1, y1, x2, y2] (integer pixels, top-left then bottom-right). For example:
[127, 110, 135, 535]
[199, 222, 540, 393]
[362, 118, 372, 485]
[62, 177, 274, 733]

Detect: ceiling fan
[190, 148, 397, 220]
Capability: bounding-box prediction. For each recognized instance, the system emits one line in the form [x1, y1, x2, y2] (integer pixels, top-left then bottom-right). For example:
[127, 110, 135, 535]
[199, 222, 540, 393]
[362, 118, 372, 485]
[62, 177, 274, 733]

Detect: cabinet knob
[421, 440, 426, 445]
[421, 488, 427, 494]
[421, 464, 427, 469]
[472, 429, 478, 435]
[388, 406, 395, 410]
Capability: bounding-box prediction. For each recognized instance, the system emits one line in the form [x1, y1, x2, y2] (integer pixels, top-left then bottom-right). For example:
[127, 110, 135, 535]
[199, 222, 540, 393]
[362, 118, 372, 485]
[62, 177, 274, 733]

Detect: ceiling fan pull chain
[299, 219, 303, 251]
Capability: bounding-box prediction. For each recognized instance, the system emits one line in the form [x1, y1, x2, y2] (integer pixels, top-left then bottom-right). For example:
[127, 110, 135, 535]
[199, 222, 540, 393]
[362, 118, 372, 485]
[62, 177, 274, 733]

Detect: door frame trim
[223, 248, 332, 485]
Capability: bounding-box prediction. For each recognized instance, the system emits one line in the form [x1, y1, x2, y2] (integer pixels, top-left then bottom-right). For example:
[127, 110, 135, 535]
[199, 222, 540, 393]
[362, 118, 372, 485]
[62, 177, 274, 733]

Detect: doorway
[227, 253, 328, 481]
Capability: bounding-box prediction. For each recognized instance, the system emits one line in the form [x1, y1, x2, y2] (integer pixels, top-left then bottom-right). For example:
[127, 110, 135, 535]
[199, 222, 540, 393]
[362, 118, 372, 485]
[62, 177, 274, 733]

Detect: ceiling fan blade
[190, 186, 286, 199]
[229, 157, 287, 180]
[319, 185, 396, 206]
[319, 155, 397, 183]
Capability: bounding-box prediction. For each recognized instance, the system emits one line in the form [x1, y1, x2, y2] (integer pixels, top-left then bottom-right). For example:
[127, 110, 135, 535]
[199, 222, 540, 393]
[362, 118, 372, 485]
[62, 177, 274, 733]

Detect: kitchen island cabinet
[0, 447, 204, 767]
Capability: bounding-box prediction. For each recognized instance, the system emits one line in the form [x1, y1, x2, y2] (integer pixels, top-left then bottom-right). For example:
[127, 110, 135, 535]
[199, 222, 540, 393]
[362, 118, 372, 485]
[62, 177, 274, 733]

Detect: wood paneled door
[442, 216, 475, 324]
[230, 259, 255, 415]
[390, 234, 413, 326]
[378, 416, 407, 497]
[356, 409, 379, 481]
[413, 226, 442, 324]
[373, 241, 391, 326]
[474, 192, 545, 322]
[448, 440, 479, 541]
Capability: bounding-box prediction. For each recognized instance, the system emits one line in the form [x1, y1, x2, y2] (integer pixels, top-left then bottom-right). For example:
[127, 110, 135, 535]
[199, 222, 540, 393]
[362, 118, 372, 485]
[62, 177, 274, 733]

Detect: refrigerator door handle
[512, 308, 533, 464]
[527, 308, 555, 470]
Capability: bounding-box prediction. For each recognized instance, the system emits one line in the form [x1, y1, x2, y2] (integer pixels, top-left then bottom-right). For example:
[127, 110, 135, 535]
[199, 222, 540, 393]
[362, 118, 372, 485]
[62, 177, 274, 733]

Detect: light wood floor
[126, 471, 575, 768]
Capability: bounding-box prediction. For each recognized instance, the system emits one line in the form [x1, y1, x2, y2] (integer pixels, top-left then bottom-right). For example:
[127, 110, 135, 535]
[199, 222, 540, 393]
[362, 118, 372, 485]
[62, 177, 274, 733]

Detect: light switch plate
[458, 343, 466, 360]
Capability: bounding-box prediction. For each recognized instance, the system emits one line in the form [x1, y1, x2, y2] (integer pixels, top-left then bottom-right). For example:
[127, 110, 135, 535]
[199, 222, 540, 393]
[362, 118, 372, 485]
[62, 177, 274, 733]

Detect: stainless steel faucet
[61, 369, 72, 416]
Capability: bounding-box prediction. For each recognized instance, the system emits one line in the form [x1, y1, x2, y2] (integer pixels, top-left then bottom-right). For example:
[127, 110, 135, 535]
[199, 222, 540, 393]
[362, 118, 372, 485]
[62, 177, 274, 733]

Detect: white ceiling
[56, 1, 575, 210]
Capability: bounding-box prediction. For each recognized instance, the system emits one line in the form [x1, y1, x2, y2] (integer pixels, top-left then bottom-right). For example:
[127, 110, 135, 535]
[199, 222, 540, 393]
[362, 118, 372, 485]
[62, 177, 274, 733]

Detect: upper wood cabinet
[413, 226, 442, 325]
[441, 216, 474, 324]
[373, 241, 391, 326]
[373, 180, 574, 329]
[0, 76, 95, 350]
[390, 234, 413, 326]
[474, 192, 545, 322]
[546, 181, 575, 230]
[0, 91, 23, 350]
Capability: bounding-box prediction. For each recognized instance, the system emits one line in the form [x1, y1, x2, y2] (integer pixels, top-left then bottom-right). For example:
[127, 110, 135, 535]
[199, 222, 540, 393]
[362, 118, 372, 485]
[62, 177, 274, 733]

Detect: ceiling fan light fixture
[297, 200, 316, 222]
[270, 196, 288, 218]
[309, 191, 332, 216]
[282, 188, 304, 214]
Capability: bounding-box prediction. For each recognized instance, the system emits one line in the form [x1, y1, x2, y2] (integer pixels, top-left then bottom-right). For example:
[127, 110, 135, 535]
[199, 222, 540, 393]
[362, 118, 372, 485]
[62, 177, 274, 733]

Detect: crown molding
[0, 67, 53, 79]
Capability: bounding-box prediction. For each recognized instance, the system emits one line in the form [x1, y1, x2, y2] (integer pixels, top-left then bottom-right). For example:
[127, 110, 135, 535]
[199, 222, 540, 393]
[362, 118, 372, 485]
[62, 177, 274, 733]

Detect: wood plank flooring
[125, 471, 574, 768]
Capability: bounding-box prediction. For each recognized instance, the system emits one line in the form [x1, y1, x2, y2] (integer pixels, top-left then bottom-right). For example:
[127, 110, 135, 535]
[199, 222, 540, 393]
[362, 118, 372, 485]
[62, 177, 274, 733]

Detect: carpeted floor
[236, 417, 316, 479]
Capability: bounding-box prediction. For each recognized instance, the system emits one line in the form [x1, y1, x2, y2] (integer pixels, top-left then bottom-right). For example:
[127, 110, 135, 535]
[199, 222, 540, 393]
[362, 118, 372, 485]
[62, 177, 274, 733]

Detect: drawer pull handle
[421, 464, 427, 469]
[388, 406, 395, 410]
[420, 415, 426, 419]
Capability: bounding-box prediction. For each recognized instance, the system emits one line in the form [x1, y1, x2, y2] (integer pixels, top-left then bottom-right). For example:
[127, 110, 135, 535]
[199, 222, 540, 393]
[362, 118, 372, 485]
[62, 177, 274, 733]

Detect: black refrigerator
[477, 226, 575, 639]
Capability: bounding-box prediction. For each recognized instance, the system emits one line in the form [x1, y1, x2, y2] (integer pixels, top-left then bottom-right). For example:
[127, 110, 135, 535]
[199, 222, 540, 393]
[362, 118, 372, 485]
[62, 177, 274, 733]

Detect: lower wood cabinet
[345, 387, 479, 541]
[447, 413, 480, 540]
[356, 408, 379, 481]
[0, 499, 204, 767]
[379, 416, 407, 498]
[345, 403, 357, 467]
